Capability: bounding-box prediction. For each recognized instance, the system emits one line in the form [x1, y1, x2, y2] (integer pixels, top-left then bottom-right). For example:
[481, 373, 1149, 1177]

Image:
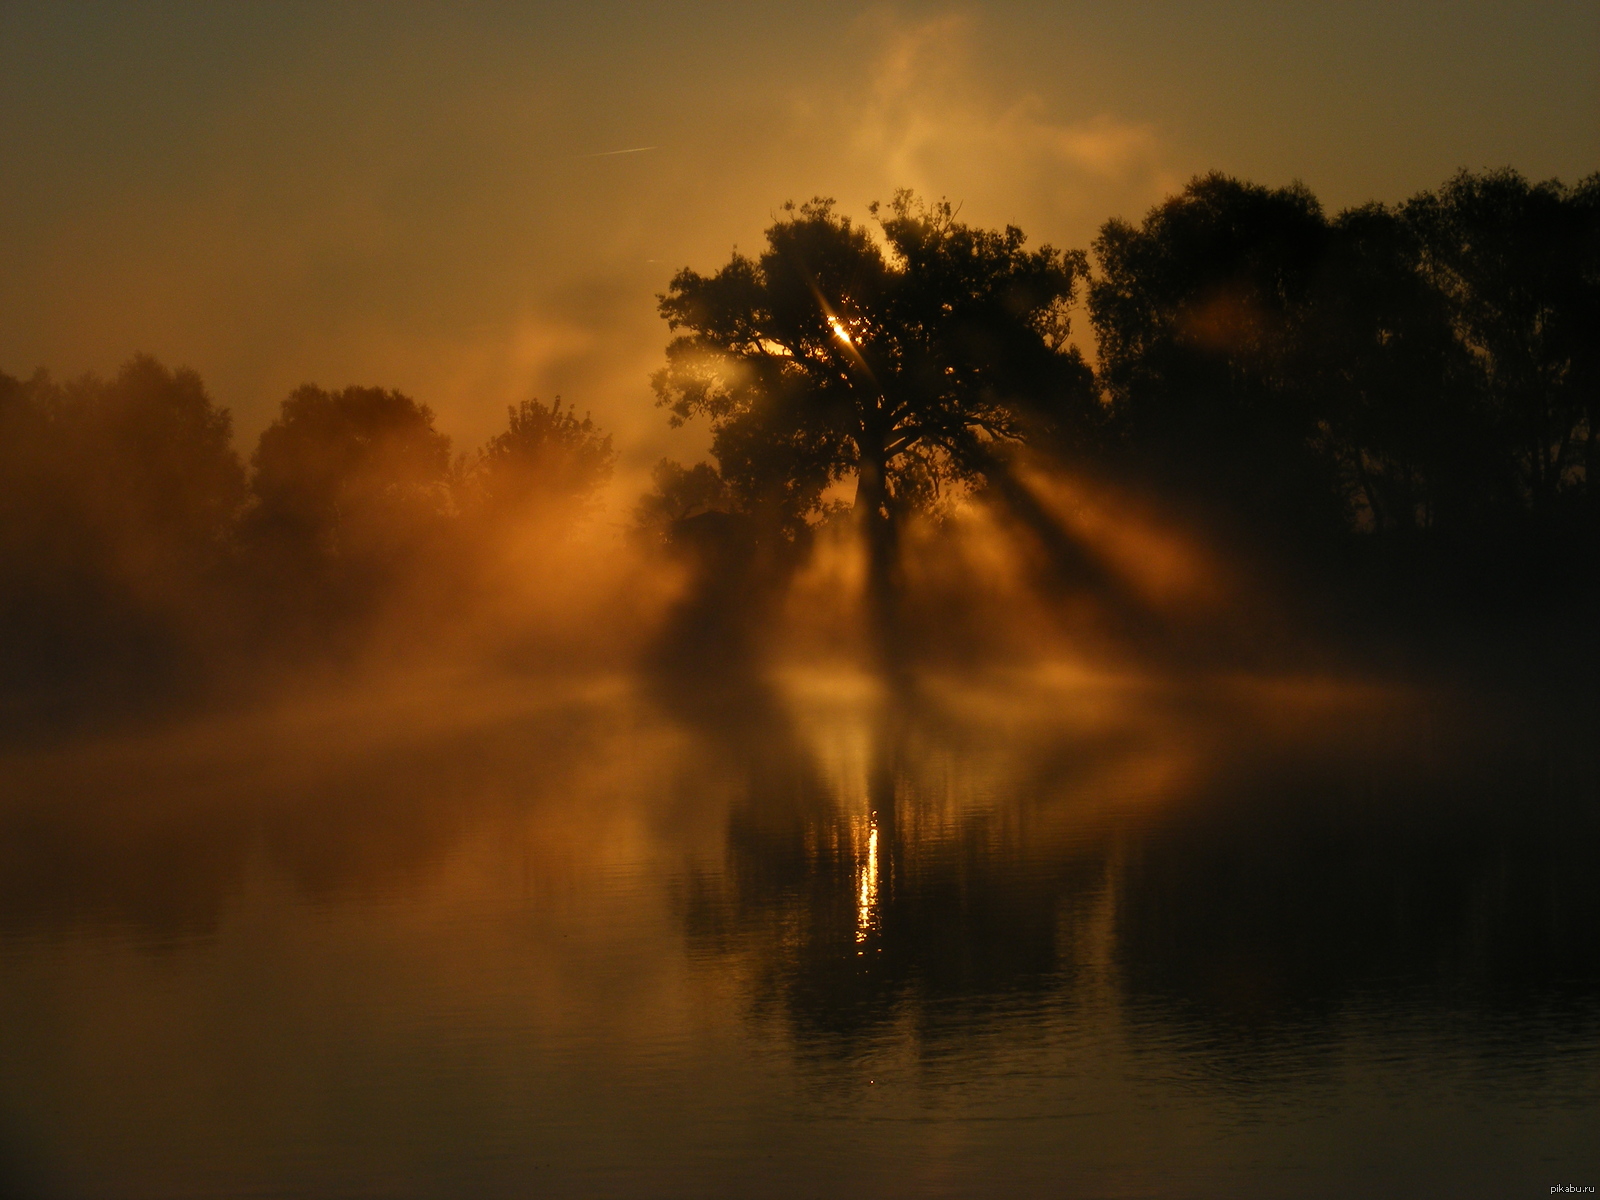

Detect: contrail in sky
[580, 146, 658, 158]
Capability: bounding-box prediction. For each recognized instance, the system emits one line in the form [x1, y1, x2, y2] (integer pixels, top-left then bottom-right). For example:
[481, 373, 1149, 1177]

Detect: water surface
[1, 668, 1595, 1198]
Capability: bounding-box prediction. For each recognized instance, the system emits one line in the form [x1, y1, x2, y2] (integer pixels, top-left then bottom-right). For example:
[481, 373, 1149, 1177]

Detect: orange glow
[1018, 467, 1231, 614]
[855, 818, 879, 945]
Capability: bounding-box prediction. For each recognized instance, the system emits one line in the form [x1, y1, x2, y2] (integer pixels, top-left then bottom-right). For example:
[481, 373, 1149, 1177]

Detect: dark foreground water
[1, 667, 1596, 1198]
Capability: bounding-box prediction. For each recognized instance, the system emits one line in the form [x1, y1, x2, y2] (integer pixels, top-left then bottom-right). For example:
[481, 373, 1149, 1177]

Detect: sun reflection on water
[855, 818, 879, 946]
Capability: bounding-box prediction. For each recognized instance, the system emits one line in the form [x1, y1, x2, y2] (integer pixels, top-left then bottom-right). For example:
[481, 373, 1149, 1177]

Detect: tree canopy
[3, 168, 1597, 718]
[247, 384, 452, 567]
[0, 357, 245, 704]
[1090, 174, 1342, 534]
[1089, 168, 1600, 557]
[1403, 169, 1600, 523]
[652, 192, 1097, 538]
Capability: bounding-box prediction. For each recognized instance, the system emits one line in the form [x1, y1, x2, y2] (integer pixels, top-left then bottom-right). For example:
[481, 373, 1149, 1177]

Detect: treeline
[0, 358, 612, 720]
[1088, 169, 1598, 613]
[643, 168, 1598, 648]
[2, 167, 1595, 719]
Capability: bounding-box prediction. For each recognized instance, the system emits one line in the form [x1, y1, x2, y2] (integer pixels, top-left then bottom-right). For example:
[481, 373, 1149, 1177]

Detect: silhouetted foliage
[1, 361, 626, 716]
[1089, 167, 1600, 647]
[240, 384, 453, 635]
[1301, 201, 1478, 539]
[3, 168, 1596, 722]
[654, 192, 1096, 538]
[248, 384, 452, 559]
[1090, 174, 1344, 538]
[1404, 170, 1599, 525]
[653, 192, 1097, 666]
[632, 458, 733, 544]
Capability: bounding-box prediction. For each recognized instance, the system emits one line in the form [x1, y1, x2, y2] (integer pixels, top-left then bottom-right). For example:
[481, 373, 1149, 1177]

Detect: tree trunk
[852, 440, 904, 676]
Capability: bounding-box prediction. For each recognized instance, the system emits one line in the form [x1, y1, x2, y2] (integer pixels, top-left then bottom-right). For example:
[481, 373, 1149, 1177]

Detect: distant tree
[467, 397, 614, 520]
[653, 192, 1096, 581]
[0, 356, 245, 703]
[77, 356, 247, 571]
[0, 356, 245, 586]
[0, 370, 67, 587]
[246, 385, 452, 608]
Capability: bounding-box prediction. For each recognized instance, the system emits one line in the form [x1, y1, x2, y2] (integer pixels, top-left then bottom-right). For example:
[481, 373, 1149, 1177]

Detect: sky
[2, 1, 1595, 489]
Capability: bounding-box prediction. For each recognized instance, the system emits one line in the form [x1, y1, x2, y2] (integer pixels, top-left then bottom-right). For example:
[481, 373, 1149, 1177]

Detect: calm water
[1, 668, 1596, 1198]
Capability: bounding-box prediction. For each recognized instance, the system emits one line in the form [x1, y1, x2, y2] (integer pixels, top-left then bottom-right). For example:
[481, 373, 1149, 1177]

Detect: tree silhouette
[1301, 201, 1478, 539]
[653, 193, 1096, 636]
[1090, 174, 1343, 540]
[1403, 169, 1599, 525]
[243, 385, 452, 631]
[1091, 170, 1598, 584]
[77, 356, 246, 569]
[249, 386, 450, 549]
[1, 168, 1594, 721]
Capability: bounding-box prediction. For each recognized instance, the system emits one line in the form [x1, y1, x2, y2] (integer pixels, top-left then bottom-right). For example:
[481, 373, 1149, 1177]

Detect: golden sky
[2, 2, 1595, 487]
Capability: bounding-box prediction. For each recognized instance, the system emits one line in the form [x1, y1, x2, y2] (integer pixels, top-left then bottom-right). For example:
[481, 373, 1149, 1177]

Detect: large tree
[1403, 169, 1600, 525]
[1089, 174, 1342, 538]
[652, 193, 1096, 569]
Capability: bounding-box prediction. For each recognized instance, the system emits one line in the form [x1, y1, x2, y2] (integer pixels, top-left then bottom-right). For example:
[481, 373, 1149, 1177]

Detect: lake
[1, 665, 1595, 1198]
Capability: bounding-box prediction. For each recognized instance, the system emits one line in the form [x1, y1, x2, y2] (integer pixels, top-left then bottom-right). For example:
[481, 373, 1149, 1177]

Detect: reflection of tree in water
[679, 701, 1117, 1053]
[1113, 739, 1600, 1056]
[680, 695, 1600, 1074]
